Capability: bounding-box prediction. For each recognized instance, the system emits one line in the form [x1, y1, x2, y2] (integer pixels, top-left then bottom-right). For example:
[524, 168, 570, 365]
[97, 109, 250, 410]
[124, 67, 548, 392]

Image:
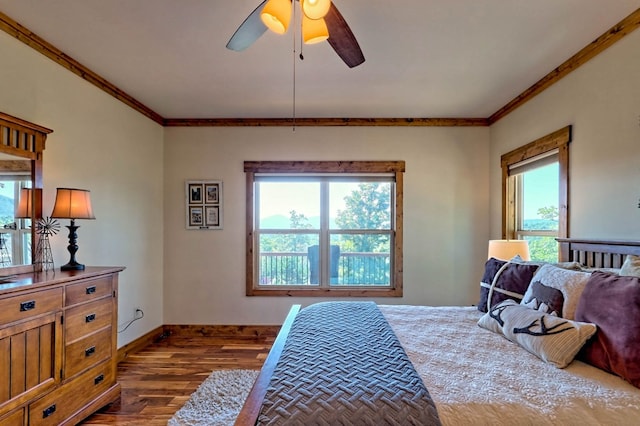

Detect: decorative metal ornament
[34, 217, 60, 272]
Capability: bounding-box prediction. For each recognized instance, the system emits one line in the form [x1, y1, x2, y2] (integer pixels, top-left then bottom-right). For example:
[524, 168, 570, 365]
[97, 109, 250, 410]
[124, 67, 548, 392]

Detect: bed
[235, 239, 640, 425]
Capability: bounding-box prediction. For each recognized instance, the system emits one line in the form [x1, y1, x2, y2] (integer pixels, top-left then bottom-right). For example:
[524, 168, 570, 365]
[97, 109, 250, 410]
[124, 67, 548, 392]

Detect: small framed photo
[186, 180, 223, 230]
[205, 183, 220, 204]
[205, 206, 220, 226]
[188, 183, 203, 203]
[188, 206, 203, 227]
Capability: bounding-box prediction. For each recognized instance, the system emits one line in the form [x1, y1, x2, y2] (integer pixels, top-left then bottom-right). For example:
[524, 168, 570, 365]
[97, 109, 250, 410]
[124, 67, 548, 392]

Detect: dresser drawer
[65, 276, 112, 307]
[65, 297, 113, 343]
[0, 407, 24, 426]
[28, 360, 115, 426]
[64, 327, 112, 379]
[0, 287, 63, 325]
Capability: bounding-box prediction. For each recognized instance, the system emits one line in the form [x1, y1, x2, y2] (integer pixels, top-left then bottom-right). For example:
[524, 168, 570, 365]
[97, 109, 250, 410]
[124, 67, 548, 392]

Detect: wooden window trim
[244, 161, 404, 297]
[500, 125, 571, 240]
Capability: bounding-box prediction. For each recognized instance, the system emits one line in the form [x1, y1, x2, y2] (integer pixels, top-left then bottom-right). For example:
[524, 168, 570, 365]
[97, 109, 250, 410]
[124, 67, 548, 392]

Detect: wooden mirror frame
[0, 111, 51, 275]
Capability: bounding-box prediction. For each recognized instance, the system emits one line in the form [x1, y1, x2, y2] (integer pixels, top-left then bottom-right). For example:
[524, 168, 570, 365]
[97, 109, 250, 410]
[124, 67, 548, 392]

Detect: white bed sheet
[380, 305, 640, 426]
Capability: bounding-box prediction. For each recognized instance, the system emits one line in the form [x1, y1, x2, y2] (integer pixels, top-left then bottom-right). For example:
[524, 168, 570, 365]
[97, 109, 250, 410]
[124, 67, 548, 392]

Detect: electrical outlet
[134, 307, 144, 319]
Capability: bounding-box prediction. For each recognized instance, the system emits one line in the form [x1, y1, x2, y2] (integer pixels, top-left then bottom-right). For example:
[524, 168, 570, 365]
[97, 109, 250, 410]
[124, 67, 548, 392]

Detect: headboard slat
[557, 238, 640, 268]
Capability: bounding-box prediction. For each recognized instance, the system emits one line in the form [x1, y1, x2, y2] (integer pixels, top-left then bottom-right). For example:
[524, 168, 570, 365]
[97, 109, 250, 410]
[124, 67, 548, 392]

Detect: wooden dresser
[0, 266, 124, 425]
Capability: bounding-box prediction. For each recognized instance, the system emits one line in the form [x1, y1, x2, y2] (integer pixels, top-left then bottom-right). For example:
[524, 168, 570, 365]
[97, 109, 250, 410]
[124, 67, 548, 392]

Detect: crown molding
[163, 117, 489, 127]
[0, 10, 164, 125]
[1, 8, 639, 127]
[488, 7, 640, 124]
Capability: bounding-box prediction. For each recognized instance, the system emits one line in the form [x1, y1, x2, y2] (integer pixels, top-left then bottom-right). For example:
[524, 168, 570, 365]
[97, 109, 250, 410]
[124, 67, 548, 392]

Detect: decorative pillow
[478, 300, 597, 368]
[620, 254, 640, 277]
[521, 280, 564, 316]
[520, 264, 591, 320]
[477, 258, 539, 313]
[575, 271, 640, 388]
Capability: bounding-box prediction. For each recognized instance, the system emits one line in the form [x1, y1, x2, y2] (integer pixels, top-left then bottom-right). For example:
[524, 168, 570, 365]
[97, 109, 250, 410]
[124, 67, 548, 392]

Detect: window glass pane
[521, 162, 559, 231]
[258, 233, 319, 285]
[330, 234, 391, 286]
[258, 182, 320, 229]
[330, 182, 391, 230]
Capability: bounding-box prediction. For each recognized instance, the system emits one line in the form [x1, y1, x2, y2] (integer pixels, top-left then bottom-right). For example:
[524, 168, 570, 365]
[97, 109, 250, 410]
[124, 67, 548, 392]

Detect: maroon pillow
[478, 258, 539, 313]
[575, 271, 640, 388]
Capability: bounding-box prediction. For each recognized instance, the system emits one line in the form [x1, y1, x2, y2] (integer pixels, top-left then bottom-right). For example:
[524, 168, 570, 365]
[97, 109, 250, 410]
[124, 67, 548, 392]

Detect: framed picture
[186, 180, 223, 230]
[205, 206, 219, 226]
[188, 206, 203, 227]
[188, 183, 203, 203]
[205, 183, 219, 204]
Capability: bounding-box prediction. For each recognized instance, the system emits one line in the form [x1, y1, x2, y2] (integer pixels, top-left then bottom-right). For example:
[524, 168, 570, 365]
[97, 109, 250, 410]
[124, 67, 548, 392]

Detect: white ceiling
[0, 1, 638, 119]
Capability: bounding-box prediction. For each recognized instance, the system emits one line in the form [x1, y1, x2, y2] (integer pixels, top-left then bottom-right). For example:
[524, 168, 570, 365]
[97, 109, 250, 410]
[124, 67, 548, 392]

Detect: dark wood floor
[80, 334, 272, 425]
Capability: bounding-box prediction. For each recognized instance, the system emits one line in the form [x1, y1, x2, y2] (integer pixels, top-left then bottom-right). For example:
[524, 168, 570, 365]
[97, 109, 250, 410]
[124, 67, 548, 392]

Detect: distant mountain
[523, 218, 558, 230]
[260, 215, 337, 229]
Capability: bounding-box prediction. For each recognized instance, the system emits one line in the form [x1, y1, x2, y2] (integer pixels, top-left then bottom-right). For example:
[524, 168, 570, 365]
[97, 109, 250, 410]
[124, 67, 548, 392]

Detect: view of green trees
[524, 205, 559, 262]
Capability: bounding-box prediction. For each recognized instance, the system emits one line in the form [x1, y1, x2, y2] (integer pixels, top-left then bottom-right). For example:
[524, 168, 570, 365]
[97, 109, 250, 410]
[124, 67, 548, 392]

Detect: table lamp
[15, 187, 33, 219]
[487, 239, 531, 261]
[51, 188, 95, 270]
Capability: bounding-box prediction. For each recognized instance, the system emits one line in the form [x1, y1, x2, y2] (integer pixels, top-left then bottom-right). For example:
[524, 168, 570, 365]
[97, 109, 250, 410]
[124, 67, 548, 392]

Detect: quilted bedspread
[380, 305, 640, 426]
[257, 301, 442, 425]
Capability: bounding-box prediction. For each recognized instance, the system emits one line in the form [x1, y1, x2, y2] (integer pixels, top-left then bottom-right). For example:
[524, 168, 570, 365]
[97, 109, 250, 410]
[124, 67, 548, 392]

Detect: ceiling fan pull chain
[292, 1, 297, 131]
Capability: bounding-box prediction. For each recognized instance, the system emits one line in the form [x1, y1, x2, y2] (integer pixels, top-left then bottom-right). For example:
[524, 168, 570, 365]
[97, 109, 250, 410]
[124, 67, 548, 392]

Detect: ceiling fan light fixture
[302, 15, 329, 44]
[302, 0, 331, 20]
[261, 0, 292, 35]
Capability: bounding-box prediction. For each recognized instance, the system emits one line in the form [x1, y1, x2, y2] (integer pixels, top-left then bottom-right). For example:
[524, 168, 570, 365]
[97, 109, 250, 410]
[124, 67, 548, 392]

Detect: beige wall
[163, 126, 490, 325]
[0, 31, 165, 347]
[489, 29, 640, 241]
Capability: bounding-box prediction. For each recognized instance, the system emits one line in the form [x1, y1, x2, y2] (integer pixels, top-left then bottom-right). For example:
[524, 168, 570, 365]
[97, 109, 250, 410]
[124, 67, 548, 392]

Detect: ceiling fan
[226, 0, 365, 68]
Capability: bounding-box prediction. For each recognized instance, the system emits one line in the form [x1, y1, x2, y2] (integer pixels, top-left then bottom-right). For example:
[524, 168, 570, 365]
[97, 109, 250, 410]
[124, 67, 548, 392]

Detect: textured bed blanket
[380, 305, 640, 426]
[257, 301, 441, 425]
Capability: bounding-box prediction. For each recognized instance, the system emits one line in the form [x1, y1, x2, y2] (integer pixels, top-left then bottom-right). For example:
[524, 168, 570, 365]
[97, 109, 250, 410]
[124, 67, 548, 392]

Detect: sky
[256, 165, 558, 222]
[522, 162, 559, 220]
[258, 181, 358, 219]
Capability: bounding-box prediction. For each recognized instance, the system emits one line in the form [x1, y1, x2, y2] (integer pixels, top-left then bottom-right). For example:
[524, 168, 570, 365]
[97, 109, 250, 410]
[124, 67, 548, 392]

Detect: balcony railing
[259, 251, 390, 286]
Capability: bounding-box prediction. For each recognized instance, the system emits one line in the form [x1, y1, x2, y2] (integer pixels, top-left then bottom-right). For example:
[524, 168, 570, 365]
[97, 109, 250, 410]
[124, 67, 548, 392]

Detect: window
[501, 126, 571, 262]
[244, 161, 404, 296]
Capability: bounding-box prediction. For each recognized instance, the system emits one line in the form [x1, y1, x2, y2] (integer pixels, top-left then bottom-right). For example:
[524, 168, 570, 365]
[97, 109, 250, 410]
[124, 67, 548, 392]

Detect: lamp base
[61, 219, 85, 271]
[61, 261, 85, 271]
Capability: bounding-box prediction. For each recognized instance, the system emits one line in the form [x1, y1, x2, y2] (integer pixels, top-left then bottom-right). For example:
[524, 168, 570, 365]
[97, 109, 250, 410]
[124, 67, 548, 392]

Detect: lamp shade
[261, 0, 292, 35]
[51, 188, 95, 220]
[488, 239, 530, 261]
[302, 15, 329, 44]
[302, 0, 331, 20]
[15, 187, 32, 219]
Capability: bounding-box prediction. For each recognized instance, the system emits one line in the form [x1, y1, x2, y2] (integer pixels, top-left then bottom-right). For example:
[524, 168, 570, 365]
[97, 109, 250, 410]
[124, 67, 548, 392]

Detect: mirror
[0, 156, 32, 267]
[0, 112, 50, 275]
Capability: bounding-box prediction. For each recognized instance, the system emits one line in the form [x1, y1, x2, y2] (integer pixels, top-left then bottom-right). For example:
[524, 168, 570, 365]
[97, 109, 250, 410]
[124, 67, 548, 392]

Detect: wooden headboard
[557, 238, 640, 268]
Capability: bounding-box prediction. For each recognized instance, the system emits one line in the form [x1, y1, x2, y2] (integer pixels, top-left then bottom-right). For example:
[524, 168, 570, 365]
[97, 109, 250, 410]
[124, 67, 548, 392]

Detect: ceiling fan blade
[325, 3, 365, 68]
[226, 1, 269, 51]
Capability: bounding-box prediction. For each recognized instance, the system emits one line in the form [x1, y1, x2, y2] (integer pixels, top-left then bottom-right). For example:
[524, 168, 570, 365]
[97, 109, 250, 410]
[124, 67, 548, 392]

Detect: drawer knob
[86, 285, 97, 294]
[94, 374, 105, 385]
[20, 300, 36, 311]
[86, 313, 96, 323]
[43, 404, 56, 418]
[85, 346, 96, 357]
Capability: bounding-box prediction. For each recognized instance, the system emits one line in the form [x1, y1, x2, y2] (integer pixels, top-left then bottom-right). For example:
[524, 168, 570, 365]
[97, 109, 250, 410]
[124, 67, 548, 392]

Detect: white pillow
[478, 300, 597, 368]
[520, 264, 591, 320]
[620, 254, 640, 277]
